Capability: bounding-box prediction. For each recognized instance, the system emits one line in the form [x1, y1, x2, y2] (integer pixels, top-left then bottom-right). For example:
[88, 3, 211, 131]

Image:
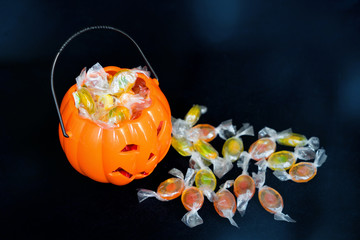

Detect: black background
[1, 0, 360, 239]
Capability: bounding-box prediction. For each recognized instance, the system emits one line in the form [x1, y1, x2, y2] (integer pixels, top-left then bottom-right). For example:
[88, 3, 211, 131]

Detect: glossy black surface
[1, 0, 359, 239]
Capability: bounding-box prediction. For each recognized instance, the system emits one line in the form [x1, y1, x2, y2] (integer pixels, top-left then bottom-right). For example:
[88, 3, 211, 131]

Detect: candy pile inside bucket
[72, 63, 152, 128]
[137, 104, 327, 228]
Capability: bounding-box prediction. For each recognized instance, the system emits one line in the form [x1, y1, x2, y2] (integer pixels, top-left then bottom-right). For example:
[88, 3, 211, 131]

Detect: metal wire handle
[51, 26, 158, 138]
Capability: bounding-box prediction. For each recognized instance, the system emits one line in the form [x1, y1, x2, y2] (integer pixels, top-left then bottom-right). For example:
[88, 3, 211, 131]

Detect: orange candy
[248, 138, 276, 161]
[258, 187, 284, 214]
[181, 187, 204, 211]
[234, 175, 255, 198]
[214, 189, 237, 217]
[157, 178, 185, 200]
[289, 162, 317, 183]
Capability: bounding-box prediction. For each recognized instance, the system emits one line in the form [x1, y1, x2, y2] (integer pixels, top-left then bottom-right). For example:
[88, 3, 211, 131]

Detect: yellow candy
[267, 151, 296, 171]
[277, 133, 308, 147]
[171, 137, 194, 156]
[195, 169, 217, 192]
[222, 137, 244, 162]
[193, 140, 218, 160]
[111, 70, 136, 96]
[185, 105, 206, 126]
[108, 106, 130, 123]
[98, 94, 115, 110]
[77, 87, 95, 114]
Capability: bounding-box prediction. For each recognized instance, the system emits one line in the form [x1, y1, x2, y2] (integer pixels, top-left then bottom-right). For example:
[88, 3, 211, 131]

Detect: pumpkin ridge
[63, 112, 87, 176]
[77, 125, 107, 182]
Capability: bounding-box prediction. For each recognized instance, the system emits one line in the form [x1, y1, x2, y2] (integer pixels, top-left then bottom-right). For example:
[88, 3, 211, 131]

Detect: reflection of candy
[157, 178, 185, 200]
[258, 187, 283, 213]
[171, 137, 194, 156]
[249, 138, 276, 161]
[267, 151, 296, 171]
[193, 140, 218, 160]
[276, 133, 308, 147]
[181, 187, 204, 211]
[184, 105, 207, 126]
[223, 137, 244, 162]
[234, 175, 255, 198]
[195, 169, 216, 192]
[78, 87, 95, 114]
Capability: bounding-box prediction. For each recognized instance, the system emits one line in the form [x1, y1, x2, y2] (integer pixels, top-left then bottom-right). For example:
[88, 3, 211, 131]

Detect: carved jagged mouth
[112, 167, 133, 178]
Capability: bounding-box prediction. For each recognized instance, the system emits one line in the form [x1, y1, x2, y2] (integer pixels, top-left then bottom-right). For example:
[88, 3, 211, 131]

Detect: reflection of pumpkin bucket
[51, 26, 172, 185]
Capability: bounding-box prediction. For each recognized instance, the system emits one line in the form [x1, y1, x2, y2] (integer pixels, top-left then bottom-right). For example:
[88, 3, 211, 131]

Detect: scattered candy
[184, 104, 207, 126]
[171, 137, 194, 157]
[181, 169, 204, 228]
[222, 123, 254, 162]
[248, 138, 277, 161]
[252, 159, 296, 223]
[191, 152, 217, 201]
[267, 146, 317, 171]
[137, 168, 187, 202]
[273, 148, 327, 183]
[234, 152, 256, 216]
[138, 103, 327, 227]
[258, 127, 320, 150]
[213, 180, 238, 228]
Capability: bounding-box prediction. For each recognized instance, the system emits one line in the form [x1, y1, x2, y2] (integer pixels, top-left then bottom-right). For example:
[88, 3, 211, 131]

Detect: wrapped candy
[248, 138, 277, 161]
[171, 117, 235, 157]
[234, 152, 256, 216]
[181, 169, 204, 228]
[192, 147, 233, 179]
[267, 146, 317, 171]
[222, 123, 254, 162]
[75, 87, 96, 115]
[171, 137, 194, 157]
[109, 69, 137, 95]
[72, 63, 153, 128]
[213, 180, 239, 228]
[137, 168, 188, 202]
[76, 63, 109, 90]
[187, 120, 235, 143]
[273, 148, 327, 183]
[191, 152, 217, 201]
[258, 127, 320, 151]
[184, 104, 207, 127]
[252, 159, 296, 223]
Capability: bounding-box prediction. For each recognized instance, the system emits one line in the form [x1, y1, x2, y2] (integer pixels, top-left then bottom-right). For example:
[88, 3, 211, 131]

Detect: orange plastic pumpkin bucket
[51, 26, 172, 185]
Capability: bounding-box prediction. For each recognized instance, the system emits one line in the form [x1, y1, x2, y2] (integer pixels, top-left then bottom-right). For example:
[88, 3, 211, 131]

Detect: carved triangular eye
[121, 144, 138, 152]
[148, 153, 155, 160]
